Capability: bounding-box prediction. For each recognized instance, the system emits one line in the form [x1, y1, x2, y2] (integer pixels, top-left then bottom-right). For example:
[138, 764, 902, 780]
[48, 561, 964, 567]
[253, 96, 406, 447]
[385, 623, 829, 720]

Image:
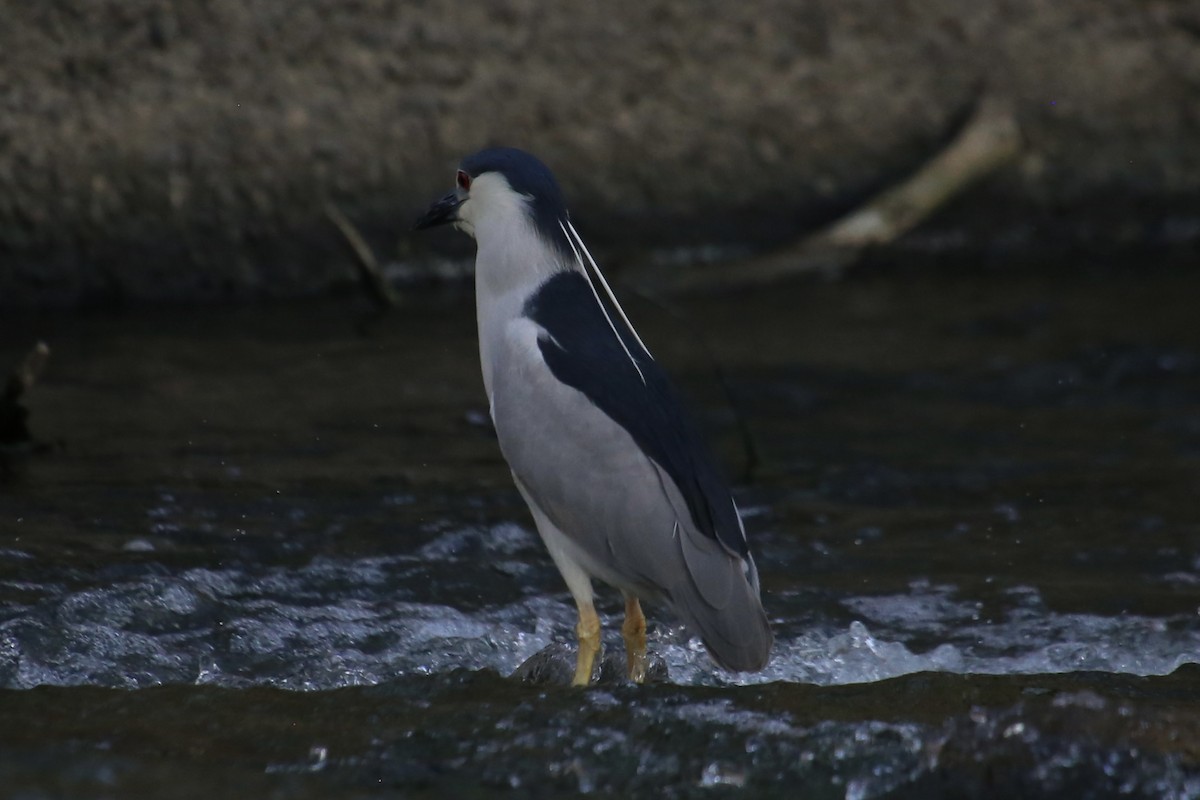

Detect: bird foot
[573, 609, 602, 686]
[622, 596, 648, 684]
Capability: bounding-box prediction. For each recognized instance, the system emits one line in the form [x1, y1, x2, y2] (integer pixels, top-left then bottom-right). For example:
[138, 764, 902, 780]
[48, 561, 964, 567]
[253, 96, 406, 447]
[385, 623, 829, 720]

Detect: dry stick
[325, 202, 403, 310]
[3, 342, 49, 403]
[650, 97, 1022, 292]
[1, 341, 50, 447]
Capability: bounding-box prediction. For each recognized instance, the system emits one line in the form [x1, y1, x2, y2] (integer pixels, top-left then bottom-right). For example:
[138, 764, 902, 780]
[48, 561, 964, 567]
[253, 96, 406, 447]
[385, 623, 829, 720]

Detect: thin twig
[325, 202, 402, 310]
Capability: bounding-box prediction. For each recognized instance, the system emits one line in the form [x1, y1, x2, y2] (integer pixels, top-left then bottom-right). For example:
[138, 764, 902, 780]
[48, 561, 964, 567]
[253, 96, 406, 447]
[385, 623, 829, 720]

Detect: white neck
[464, 174, 566, 299]
[473, 214, 564, 300]
[466, 174, 572, 404]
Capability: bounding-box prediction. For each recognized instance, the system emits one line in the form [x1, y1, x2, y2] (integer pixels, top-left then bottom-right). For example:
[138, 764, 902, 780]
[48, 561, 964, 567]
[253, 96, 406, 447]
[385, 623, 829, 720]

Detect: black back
[460, 148, 574, 261]
[524, 271, 749, 558]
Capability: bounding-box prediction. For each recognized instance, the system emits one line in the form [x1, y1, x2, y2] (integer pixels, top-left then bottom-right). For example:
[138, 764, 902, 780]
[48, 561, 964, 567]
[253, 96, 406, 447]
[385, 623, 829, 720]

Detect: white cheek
[455, 198, 476, 235]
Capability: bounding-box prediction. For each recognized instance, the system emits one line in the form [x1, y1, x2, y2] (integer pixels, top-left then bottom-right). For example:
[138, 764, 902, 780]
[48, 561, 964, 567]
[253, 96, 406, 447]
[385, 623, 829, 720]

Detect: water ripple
[1, 528, 1197, 690]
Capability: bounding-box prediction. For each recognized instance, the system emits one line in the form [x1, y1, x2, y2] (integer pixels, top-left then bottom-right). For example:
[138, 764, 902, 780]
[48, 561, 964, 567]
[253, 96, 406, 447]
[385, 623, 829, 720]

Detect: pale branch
[643, 96, 1022, 293]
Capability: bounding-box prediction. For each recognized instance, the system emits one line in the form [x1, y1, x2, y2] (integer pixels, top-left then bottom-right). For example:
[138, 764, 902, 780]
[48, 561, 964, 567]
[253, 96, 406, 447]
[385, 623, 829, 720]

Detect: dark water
[1, 265, 1199, 797]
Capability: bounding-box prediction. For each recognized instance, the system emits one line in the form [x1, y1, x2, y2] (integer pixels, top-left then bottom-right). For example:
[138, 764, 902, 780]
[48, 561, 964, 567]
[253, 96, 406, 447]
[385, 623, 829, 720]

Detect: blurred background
[2, 3, 1200, 798]
[1, 0, 1198, 306]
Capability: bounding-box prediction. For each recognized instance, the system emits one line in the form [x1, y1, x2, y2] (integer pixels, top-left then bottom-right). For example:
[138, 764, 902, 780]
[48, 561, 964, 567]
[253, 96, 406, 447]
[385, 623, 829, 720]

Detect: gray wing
[489, 311, 771, 671]
[522, 270, 753, 562]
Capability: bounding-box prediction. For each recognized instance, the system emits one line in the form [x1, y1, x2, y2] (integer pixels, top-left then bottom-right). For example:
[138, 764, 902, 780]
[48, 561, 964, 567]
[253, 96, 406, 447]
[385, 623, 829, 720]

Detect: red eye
[456, 170, 471, 191]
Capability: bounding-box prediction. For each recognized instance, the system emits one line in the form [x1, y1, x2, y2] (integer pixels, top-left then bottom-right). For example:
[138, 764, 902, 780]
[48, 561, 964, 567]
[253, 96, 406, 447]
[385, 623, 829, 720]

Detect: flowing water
[1, 263, 1199, 797]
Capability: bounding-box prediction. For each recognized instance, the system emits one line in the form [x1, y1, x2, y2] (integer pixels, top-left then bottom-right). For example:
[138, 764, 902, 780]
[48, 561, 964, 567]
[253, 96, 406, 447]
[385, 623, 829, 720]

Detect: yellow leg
[572, 603, 601, 686]
[622, 595, 648, 684]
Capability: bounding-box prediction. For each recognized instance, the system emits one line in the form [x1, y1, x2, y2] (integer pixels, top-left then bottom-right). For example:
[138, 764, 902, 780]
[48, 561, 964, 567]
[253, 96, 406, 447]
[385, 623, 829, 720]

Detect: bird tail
[669, 530, 773, 672]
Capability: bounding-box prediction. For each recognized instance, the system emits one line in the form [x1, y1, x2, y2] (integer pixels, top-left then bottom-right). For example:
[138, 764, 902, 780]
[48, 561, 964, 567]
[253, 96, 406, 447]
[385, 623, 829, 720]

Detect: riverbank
[3, 1, 1199, 307]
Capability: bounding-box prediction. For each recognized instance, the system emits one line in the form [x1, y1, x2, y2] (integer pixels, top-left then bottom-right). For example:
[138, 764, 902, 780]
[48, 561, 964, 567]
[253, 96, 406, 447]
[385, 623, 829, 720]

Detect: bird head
[415, 148, 571, 248]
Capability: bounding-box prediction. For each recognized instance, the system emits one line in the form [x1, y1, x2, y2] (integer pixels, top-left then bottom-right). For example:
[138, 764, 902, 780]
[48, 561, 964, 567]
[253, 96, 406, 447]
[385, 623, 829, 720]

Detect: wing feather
[523, 269, 749, 559]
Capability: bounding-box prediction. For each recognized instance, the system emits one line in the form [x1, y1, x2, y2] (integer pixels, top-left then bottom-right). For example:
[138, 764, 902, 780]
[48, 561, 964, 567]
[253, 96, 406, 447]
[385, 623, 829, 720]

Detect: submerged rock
[513, 642, 669, 686]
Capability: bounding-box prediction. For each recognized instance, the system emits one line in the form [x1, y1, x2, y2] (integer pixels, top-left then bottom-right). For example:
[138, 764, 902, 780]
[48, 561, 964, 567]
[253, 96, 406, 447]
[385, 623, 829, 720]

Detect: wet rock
[512, 642, 668, 686]
[510, 642, 575, 685]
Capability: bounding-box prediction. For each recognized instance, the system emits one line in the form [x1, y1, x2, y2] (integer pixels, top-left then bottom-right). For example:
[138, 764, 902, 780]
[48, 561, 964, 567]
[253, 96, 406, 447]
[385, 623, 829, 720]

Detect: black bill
[413, 193, 463, 230]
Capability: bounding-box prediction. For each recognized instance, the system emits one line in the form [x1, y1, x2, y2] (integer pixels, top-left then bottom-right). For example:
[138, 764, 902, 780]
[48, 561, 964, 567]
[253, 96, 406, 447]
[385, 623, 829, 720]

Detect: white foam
[1, 539, 1197, 690]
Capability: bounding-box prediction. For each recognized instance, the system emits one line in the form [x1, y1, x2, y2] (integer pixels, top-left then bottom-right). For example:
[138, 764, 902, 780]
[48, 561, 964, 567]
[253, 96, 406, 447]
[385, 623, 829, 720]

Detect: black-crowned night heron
[416, 147, 772, 685]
